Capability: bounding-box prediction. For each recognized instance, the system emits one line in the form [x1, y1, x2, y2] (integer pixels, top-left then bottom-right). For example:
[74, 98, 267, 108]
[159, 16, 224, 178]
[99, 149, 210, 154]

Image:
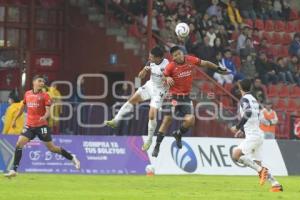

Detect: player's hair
[170, 46, 182, 54]
[150, 46, 164, 58]
[238, 79, 252, 92]
[32, 74, 45, 81]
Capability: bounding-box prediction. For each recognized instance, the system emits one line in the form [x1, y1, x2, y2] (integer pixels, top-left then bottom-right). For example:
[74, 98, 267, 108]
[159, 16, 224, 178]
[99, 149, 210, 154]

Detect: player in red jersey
[152, 46, 228, 157]
[4, 75, 80, 178]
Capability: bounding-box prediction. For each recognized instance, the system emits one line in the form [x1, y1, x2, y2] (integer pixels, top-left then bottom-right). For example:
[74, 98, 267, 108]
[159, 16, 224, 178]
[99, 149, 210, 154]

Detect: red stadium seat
[232, 56, 241, 69]
[274, 98, 287, 111]
[278, 85, 289, 98]
[279, 47, 289, 57]
[200, 82, 213, 93]
[268, 45, 280, 57]
[287, 98, 298, 112]
[262, 32, 272, 43]
[224, 83, 234, 92]
[296, 21, 300, 32]
[286, 22, 296, 33]
[244, 19, 254, 28]
[290, 85, 300, 98]
[271, 32, 282, 45]
[220, 96, 232, 109]
[214, 84, 226, 96]
[274, 20, 285, 32]
[264, 20, 274, 32]
[268, 85, 279, 97]
[255, 19, 264, 30]
[289, 9, 299, 20]
[282, 33, 292, 45]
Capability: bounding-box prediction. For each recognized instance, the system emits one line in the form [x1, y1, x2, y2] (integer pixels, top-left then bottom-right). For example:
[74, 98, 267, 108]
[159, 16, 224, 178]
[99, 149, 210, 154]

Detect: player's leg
[106, 83, 150, 128]
[253, 145, 283, 192]
[4, 135, 30, 177]
[152, 114, 173, 157]
[44, 141, 80, 170]
[37, 126, 80, 169]
[172, 99, 194, 148]
[142, 106, 158, 151]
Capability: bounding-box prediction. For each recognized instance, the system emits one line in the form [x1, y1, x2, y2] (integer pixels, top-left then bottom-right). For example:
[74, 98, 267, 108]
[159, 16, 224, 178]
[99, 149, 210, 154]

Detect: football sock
[60, 148, 73, 160]
[147, 119, 157, 141]
[268, 173, 279, 186]
[114, 102, 134, 122]
[238, 155, 262, 172]
[156, 132, 165, 144]
[13, 147, 23, 171]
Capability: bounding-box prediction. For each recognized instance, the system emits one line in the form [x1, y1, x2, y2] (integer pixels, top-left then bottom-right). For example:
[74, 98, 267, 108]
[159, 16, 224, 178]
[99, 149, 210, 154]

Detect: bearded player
[4, 75, 80, 178]
[105, 47, 169, 151]
[152, 46, 228, 157]
[230, 79, 283, 192]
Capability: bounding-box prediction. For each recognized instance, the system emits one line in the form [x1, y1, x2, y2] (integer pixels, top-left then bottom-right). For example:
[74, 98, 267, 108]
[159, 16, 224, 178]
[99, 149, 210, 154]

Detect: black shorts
[163, 95, 194, 117]
[22, 125, 52, 142]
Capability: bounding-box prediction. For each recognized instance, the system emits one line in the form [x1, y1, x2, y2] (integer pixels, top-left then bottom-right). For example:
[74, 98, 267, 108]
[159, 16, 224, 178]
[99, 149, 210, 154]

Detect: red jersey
[164, 55, 201, 95]
[23, 90, 52, 127]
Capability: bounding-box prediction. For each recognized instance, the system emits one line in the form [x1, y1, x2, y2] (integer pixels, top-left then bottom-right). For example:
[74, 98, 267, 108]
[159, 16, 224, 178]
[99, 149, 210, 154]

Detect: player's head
[32, 74, 45, 91]
[149, 46, 164, 64]
[238, 79, 252, 95]
[8, 91, 20, 104]
[265, 100, 273, 110]
[170, 46, 184, 64]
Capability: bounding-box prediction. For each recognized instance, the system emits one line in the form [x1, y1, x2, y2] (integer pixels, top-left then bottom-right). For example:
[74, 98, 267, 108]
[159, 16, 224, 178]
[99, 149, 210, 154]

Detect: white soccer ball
[145, 164, 155, 174]
[175, 22, 190, 38]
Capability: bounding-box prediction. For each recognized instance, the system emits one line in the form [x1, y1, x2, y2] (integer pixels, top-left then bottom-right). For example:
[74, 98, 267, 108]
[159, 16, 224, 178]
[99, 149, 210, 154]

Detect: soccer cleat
[172, 130, 182, 149]
[270, 184, 283, 192]
[259, 167, 269, 186]
[4, 170, 17, 178]
[72, 155, 81, 170]
[152, 144, 160, 157]
[104, 120, 117, 129]
[142, 140, 152, 152]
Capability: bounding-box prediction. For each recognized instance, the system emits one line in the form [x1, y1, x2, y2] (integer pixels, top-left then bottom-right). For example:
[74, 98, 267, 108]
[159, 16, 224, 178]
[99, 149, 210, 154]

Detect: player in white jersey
[105, 47, 169, 151]
[230, 79, 283, 192]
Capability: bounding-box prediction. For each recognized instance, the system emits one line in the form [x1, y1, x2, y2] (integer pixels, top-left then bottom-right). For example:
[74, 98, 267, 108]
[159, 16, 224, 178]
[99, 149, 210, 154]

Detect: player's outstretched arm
[199, 60, 228, 74]
[11, 103, 25, 128]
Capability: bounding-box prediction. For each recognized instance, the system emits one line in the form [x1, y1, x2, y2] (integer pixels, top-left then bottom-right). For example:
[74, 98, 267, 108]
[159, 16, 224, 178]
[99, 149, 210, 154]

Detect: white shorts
[237, 136, 263, 161]
[136, 81, 168, 109]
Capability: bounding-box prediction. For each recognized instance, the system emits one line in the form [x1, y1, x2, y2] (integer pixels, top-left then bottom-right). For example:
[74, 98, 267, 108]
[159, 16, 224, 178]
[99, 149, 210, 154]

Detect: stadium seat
[243, 19, 253, 27]
[287, 98, 298, 112]
[200, 82, 213, 93]
[274, 98, 287, 111]
[278, 85, 289, 98]
[224, 83, 233, 92]
[296, 21, 300, 32]
[289, 9, 299, 20]
[286, 21, 296, 33]
[289, 85, 300, 98]
[267, 85, 279, 97]
[282, 33, 292, 45]
[274, 20, 285, 32]
[268, 45, 280, 57]
[262, 31, 272, 43]
[214, 84, 226, 96]
[279, 47, 289, 57]
[255, 19, 264, 30]
[271, 32, 282, 45]
[220, 96, 232, 109]
[264, 20, 274, 32]
[232, 56, 241, 69]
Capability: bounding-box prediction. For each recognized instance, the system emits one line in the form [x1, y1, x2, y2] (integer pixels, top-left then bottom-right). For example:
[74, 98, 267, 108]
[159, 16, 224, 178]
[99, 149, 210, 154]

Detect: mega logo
[171, 141, 197, 173]
[38, 57, 54, 67]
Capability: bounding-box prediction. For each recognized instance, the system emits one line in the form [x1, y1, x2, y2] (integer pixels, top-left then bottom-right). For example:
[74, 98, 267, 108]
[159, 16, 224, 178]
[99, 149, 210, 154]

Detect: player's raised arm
[12, 103, 25, 128]
[138, 61, 151, 79]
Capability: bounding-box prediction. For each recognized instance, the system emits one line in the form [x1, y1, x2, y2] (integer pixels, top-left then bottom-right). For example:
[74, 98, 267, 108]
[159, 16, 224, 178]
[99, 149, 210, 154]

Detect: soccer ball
[175, 22, 190, 38]
[145, 164, 155, 175]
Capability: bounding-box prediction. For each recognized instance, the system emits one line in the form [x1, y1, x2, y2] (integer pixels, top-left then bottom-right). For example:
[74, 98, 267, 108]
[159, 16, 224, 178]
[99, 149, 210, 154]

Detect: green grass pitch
[1, 174, 300, 200]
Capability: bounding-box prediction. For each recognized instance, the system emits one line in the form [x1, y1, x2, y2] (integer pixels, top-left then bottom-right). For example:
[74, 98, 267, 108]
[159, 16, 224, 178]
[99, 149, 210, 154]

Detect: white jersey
[239, 93, 263, 138]
[148, 58, 169, 89]
[136, 58, 169, 109]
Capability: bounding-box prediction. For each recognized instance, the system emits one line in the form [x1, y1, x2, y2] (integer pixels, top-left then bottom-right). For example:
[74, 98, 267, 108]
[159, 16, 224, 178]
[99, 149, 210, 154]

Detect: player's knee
[185, 116, 195, 127]
[231, 147, 242, 161]
[16, 142, 24, 149]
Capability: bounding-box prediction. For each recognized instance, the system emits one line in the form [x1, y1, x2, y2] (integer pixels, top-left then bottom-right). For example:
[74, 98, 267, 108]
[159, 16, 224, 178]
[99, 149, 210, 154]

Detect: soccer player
[152, 46, 228, 157]
[230, 79, 283, 192]
[105, 47, 169, 151]
[4, 75, 80, 178]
